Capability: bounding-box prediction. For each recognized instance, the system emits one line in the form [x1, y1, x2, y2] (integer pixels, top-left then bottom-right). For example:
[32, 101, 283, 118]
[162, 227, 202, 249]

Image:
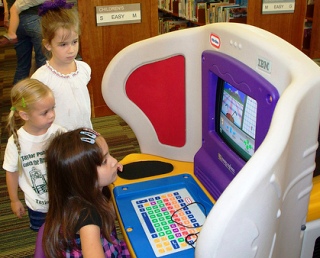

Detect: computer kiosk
[102, 23, 320, 258]
[194, 50, 279, 200]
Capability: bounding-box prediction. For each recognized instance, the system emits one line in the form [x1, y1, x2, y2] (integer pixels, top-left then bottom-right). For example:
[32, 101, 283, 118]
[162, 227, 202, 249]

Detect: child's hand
[117, 163, 123, 172]
[10, 200, 26, 219]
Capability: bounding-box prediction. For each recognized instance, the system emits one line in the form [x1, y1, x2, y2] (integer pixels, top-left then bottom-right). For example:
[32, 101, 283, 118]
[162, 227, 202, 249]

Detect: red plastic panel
[126, 55, 186, 147]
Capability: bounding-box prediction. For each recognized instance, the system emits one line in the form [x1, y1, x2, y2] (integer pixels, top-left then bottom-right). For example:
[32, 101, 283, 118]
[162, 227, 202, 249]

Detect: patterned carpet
[0, 31, 140, 257]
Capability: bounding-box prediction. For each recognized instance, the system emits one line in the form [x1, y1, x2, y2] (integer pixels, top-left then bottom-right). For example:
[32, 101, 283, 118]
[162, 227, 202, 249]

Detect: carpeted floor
[0, 29, 140, 257]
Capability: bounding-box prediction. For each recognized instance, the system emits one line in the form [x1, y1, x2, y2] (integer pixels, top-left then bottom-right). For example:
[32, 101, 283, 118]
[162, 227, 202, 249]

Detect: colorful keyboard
[131, 188, 207, 257]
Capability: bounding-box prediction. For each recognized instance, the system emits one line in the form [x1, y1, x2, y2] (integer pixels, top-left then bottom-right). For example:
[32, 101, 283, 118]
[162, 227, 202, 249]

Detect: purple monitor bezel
[194, 50, 280, 200]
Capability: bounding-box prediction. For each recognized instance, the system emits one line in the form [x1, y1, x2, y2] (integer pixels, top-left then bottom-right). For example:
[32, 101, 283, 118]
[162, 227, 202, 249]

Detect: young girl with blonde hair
[2, 78, 65, 231]
[31, 0, 92, 130]
[44, 128, 131, 257]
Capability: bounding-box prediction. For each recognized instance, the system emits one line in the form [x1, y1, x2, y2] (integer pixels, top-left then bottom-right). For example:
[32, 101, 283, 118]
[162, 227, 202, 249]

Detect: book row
[158, 0, 247, 25]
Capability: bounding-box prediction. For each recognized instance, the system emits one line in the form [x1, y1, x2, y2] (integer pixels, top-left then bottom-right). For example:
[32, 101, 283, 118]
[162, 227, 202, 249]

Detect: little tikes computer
[102, 23, 320, 258]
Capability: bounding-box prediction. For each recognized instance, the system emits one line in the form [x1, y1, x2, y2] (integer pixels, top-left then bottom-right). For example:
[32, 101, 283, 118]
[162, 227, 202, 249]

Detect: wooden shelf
[78, 0, 158, 117]
[309, 0, 320, 58]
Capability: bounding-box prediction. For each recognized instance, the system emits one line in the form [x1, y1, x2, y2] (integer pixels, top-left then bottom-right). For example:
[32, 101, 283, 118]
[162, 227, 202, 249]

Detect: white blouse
[32, 60, 93, 130]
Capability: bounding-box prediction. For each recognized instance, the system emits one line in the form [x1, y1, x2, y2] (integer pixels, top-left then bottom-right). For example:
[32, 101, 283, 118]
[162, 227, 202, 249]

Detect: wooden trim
[247, 0, 306, 50]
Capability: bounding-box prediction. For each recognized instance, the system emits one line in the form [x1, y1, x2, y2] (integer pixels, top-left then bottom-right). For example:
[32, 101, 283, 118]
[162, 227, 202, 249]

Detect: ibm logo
[257, 57, 272, 74]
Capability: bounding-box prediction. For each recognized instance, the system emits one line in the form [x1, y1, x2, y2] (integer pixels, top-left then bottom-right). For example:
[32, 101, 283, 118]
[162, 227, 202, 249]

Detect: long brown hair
[44, 128, 115, 257]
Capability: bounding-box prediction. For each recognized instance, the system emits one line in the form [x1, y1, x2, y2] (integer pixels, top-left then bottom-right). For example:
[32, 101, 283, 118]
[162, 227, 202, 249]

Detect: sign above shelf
[262, 0, 295, 14]
[95, 4, 141, 26]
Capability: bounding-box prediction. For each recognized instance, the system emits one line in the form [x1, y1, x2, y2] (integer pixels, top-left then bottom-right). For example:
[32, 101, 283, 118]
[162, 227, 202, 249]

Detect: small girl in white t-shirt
[31, 0, 92, 130]
[3, 78, 65, 231]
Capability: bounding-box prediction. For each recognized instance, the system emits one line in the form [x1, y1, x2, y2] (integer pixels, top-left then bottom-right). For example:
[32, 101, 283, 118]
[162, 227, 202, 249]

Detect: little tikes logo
[210, 33, 220, 49]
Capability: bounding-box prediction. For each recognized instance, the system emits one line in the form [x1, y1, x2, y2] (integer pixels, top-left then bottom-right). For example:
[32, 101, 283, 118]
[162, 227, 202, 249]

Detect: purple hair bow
[38, 0, 74, 16]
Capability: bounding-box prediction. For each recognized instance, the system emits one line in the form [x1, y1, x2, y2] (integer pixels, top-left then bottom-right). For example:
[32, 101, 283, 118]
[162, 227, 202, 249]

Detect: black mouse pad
[118, 160, 174, 180]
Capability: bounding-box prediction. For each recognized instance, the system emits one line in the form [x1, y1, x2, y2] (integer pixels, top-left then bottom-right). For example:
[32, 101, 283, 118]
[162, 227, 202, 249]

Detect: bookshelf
[158, 8, 200, 34]
[158, 0, 247, 33]
[159, 0, 310, 56]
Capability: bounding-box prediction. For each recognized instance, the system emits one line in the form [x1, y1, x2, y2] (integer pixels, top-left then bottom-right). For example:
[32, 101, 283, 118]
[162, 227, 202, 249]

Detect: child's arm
[2, 0, 9, 28]
[6, 171, 26, 218]
[7, 4, 20, 39]
[80, 225, 105, 258]
[7, 0, 46, 40]
[13, 0, 45, 13]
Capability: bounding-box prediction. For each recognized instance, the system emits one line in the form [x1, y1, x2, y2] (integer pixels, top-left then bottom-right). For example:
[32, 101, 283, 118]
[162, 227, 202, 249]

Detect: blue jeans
[14, 13, 46, 84]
